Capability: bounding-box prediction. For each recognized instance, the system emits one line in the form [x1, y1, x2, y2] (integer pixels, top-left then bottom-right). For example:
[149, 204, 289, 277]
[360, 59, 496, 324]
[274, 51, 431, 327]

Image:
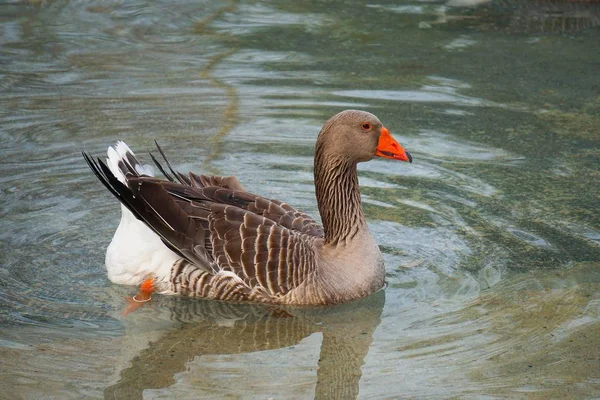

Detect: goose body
[84, 110, 412, 306]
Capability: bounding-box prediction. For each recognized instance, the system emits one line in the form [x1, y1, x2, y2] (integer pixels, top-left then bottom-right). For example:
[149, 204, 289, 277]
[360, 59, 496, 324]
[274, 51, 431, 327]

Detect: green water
[1, 1, 599, 399]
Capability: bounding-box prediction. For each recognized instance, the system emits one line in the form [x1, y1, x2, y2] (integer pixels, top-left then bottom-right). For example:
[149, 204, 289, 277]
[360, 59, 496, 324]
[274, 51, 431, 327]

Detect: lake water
[1, 1, 599, 399]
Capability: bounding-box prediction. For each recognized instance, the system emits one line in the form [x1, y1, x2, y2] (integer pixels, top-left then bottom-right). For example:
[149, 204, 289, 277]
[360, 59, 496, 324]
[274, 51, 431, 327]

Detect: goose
[83, 110, 412, 307]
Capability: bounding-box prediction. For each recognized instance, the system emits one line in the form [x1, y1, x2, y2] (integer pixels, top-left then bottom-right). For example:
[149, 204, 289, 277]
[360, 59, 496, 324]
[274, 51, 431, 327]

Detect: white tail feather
[104, 141, 178, 289]
[106, 141, 154, 186]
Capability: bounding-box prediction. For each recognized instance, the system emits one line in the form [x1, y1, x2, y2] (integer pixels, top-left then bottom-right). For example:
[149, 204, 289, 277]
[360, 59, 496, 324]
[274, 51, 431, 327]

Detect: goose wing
[127, 177, 320, 296]
[84, 154, 321, 296]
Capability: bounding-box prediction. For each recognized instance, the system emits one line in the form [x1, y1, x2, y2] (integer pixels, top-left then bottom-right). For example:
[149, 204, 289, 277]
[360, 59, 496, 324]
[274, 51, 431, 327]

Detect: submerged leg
[122, 278, 155, 316]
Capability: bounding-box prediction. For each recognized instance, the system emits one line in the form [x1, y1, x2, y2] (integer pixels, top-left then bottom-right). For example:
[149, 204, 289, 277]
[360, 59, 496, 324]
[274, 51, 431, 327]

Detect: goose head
[316, 110, 412, 164]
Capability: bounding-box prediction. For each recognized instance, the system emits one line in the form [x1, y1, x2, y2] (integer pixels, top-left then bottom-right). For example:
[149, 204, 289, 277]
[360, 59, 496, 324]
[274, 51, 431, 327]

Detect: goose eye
[361, 123, 371, 131]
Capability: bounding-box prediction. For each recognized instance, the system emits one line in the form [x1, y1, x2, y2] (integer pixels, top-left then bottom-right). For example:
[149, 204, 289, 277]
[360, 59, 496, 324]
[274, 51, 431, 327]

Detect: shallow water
[1, 1, 599, 399]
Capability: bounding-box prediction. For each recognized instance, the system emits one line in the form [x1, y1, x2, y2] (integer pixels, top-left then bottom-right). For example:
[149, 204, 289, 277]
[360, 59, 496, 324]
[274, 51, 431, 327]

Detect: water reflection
[360, 262, 600, 399]
[105, 292, 385, 399]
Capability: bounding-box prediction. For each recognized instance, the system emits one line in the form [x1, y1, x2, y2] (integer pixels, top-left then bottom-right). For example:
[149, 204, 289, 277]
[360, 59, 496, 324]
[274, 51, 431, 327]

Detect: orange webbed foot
[121, 278, 154, 317]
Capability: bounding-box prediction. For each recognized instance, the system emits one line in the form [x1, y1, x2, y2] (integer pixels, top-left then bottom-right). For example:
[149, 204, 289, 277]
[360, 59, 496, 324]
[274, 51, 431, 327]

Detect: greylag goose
[83, 110, 412, 306]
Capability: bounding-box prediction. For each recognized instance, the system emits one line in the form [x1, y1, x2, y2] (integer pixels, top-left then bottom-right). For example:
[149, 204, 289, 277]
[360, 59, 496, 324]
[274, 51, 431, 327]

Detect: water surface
[1, 1, 599, 399]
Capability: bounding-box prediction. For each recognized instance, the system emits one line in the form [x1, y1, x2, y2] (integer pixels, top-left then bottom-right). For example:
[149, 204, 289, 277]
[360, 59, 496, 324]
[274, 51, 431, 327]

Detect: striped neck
[314, 144, 366, 246]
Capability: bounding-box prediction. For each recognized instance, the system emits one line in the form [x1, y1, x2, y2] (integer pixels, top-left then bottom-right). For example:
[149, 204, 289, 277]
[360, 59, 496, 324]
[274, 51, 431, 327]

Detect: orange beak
[375, 127, 412, 163]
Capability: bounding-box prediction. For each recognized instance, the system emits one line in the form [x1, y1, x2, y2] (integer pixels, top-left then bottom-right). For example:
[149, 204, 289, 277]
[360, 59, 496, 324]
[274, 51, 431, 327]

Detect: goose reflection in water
[105, 290, 385, 399]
